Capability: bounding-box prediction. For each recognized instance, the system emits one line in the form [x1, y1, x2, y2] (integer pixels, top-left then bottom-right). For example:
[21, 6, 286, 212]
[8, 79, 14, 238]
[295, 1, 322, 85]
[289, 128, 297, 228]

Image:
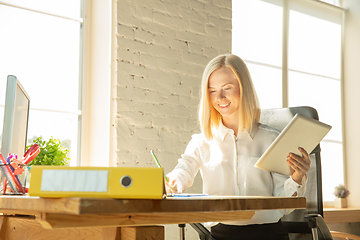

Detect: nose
[218, 89, 226, 99]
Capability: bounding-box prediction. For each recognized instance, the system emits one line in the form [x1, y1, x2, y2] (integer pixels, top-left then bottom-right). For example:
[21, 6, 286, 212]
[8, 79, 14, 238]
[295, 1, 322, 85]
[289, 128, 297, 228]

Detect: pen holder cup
[0, 164, 29, 195]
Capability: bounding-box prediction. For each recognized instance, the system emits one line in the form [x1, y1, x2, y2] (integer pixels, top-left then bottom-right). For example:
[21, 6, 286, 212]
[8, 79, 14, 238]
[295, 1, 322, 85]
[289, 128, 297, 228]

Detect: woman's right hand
[165, 176, 177, 194]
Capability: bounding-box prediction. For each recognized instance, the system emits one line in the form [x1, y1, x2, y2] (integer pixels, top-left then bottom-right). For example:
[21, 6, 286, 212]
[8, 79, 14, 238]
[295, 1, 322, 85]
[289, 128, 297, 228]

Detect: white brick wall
[114, 0, 231, 238]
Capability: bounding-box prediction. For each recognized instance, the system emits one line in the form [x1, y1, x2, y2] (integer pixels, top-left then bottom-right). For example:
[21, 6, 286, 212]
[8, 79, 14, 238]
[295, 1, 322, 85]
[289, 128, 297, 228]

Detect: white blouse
[167, 121, 307, 226]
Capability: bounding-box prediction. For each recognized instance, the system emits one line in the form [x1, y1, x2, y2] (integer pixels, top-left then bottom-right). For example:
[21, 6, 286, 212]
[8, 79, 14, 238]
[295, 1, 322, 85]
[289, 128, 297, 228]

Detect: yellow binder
[29, 166, 165, 199]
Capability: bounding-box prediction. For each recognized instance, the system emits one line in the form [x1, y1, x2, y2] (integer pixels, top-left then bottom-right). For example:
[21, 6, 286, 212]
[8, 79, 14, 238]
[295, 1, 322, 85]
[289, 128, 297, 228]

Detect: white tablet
[254, 113, 332, 175]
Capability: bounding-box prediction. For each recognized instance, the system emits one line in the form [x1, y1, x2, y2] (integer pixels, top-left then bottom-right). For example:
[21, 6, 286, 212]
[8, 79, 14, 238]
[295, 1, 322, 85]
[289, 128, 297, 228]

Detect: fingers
[165, 178, 177, 194]
[298, 147, 310, 162]
[287, 156, 310, 173]
[287, 147, 311, 171]
[287, 147, 311, 184]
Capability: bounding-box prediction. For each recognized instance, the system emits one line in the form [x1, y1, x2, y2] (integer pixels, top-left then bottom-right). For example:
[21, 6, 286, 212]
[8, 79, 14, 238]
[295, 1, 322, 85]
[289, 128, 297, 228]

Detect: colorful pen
[150, 150, 174, 192]
[7, 155, 21, 185]
[0, 153, 24, 194]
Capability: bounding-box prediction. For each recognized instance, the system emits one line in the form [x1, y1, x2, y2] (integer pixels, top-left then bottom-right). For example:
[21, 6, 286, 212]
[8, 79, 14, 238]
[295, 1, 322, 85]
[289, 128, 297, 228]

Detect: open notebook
[254, 113, 332, 175]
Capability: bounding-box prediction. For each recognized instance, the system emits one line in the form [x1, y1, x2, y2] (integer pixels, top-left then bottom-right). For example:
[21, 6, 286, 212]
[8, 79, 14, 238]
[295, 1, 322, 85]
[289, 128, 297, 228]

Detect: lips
[219, 103, 230, 108]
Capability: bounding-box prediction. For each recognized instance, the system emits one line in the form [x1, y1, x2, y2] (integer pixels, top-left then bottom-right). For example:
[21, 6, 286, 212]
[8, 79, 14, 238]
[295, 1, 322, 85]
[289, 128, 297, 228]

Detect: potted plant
[334, 184, 350, 208]
[26, 136, 70, 166]
[25, 136, 70, 190]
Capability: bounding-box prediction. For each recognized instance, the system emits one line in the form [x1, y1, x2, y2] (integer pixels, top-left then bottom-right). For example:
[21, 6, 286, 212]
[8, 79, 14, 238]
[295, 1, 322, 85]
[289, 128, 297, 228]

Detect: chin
[218, 108, 231, 115]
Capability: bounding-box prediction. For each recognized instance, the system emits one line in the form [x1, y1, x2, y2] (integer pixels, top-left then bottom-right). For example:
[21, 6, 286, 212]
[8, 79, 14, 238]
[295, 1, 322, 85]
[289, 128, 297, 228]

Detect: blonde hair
[199, 54, 260, 140]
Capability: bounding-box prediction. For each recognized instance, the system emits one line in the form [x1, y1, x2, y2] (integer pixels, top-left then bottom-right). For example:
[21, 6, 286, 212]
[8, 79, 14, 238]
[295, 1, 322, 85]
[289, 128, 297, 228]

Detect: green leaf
[26, 136, 71, 166]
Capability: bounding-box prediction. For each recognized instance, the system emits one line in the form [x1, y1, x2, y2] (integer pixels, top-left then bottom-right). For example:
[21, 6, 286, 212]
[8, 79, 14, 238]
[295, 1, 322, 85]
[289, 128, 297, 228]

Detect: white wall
[342, 0, 360, 208]
[115, 0, 231, 168]
[114, 0, 231, 239]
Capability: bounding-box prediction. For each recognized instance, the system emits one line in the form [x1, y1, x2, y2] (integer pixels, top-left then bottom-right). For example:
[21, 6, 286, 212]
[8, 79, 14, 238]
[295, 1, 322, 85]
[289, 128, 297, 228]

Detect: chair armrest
[189, 223, 210, 240]
[305, 214, 333, 240]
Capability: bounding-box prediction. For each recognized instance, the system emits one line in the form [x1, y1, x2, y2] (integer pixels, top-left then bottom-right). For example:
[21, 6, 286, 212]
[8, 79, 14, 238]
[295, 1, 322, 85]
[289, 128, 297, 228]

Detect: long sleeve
[166, 134, 202, 193]
[272, 172, 307, 215]
[273, 173, 307, 198]
[166, 123, 309, 225]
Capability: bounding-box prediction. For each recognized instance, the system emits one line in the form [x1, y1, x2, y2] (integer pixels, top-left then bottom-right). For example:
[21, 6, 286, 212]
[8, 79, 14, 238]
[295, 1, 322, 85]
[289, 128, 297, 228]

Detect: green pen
[150, 150, 174, 192]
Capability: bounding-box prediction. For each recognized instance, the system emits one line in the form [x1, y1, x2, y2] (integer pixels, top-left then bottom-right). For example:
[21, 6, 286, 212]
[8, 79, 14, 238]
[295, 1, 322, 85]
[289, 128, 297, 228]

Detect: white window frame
[0, 0, 116, 167]
[81, 0, 116, 167]
[0, 0, 85, 166]
[284, 0, 345, 206]
[233, 0, 346, 205]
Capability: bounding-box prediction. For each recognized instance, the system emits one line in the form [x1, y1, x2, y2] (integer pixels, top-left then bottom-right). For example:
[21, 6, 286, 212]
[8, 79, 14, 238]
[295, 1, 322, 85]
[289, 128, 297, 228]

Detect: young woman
[165, 54, 311, 240]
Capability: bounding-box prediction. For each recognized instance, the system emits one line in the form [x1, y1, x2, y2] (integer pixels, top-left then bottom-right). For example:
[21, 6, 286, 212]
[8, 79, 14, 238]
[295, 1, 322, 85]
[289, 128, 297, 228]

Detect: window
[0, 1, 83, 166]
[318, 0, 341, 7]
[233, 0, 343, 202]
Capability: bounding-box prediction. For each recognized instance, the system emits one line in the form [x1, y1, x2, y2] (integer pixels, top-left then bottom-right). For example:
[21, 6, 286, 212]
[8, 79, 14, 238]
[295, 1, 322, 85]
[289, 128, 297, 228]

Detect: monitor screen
[0, 75, 30, 159]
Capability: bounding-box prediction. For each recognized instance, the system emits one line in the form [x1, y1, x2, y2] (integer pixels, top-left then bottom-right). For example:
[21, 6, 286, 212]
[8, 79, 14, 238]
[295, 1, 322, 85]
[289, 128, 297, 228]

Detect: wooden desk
[0, 195, 306, 240]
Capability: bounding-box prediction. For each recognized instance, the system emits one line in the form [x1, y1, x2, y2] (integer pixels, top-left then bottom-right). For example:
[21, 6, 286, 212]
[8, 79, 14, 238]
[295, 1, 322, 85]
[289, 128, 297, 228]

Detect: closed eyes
[209, 87, 232, 93]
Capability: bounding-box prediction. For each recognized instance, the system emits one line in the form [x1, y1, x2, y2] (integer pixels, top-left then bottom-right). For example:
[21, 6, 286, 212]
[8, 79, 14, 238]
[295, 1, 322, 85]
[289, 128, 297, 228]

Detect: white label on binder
[40, 170, 108, 192]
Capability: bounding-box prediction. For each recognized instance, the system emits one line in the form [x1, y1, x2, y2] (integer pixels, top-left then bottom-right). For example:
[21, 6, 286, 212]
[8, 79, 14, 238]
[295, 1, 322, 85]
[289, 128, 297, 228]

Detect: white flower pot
[334, 198, 347, 208]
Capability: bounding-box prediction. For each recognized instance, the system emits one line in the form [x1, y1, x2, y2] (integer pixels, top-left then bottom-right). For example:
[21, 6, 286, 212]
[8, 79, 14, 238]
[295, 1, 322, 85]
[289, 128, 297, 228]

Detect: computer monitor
[0, 75, 30, 159]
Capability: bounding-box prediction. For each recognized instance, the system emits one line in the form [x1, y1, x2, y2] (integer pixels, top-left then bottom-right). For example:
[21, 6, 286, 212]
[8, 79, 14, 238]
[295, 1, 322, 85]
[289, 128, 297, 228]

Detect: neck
[222, 115, 244, 136]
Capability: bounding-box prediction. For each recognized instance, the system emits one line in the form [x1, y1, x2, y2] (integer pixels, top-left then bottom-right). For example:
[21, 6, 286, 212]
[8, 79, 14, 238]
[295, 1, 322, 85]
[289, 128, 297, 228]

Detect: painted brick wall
[115, 0, 231, 238]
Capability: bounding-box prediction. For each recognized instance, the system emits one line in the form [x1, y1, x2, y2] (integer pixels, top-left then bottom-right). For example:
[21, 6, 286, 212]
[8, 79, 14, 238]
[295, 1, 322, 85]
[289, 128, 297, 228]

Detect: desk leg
[121, 226, 164, 240]
[0, 215, 9, 240]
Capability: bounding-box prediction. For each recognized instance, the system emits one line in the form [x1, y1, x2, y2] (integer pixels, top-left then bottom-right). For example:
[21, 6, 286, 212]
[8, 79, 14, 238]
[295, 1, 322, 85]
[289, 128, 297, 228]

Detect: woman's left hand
[287, 147, 311, 185]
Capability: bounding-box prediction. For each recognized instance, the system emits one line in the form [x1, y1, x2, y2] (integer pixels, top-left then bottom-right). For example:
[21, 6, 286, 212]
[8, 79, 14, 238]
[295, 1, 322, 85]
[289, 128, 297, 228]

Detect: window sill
[324, 207, 360, 224]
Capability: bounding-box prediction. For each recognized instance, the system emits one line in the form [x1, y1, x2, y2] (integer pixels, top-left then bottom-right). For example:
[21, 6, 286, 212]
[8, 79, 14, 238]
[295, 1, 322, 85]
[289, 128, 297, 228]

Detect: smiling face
[208, 67, 241, 127]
